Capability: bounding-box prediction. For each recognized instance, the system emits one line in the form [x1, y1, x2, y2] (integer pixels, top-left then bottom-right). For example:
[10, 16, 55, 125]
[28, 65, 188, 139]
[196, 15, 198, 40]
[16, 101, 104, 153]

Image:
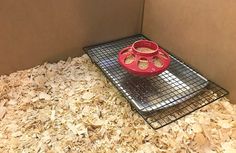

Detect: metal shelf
[84, 34, 229, 129]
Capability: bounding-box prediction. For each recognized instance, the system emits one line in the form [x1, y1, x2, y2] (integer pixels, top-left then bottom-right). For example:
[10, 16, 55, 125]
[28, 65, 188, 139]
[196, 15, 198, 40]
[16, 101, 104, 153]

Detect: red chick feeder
[118, 40, 171, 77]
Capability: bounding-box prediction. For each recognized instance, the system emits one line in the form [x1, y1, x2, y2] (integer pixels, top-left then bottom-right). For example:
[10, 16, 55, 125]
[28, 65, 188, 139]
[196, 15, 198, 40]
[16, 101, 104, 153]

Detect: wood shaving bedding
[0, 54, 235, 153]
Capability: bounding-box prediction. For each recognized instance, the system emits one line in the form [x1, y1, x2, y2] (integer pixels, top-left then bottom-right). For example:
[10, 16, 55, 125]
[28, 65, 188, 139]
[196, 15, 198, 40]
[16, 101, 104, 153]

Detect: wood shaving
[0, 54, 235, 152]
[0, 107, 6, 120]
[82, 92, 94, 100]
[39, 92, 51, 100]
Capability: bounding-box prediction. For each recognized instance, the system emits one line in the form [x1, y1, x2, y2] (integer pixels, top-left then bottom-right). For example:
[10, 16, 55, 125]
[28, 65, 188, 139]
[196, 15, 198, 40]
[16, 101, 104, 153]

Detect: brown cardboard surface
[143, 0, 236, 103]
[0, 0, 143, 74]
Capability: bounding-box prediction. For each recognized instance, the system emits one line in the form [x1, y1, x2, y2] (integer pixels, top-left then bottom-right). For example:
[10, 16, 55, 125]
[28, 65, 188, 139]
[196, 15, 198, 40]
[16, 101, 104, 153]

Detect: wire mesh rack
[84, 34, 229, 130]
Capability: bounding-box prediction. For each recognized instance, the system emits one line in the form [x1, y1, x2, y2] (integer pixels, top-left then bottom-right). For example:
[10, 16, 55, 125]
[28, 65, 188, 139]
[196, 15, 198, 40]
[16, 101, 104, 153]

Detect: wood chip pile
[0, 54, 235, 153]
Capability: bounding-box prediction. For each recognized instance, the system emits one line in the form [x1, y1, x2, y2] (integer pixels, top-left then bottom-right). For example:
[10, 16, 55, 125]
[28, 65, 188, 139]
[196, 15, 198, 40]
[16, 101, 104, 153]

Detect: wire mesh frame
[84, 34, 229, 129]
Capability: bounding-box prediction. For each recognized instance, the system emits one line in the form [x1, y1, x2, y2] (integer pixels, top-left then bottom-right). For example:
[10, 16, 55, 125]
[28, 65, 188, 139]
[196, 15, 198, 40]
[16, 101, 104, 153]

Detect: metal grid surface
[84, 34, 229, 129]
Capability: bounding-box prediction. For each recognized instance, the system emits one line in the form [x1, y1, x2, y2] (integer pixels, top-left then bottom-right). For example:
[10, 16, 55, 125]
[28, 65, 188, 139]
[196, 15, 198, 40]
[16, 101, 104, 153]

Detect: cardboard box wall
[142, 0, 236, 103]
[0, 0, 143, 74]
[0, 0, 235, 103]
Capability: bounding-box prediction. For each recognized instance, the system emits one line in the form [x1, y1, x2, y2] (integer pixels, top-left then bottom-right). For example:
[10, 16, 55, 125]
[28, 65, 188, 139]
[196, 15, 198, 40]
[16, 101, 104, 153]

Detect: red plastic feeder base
[118, 40, 171, 77]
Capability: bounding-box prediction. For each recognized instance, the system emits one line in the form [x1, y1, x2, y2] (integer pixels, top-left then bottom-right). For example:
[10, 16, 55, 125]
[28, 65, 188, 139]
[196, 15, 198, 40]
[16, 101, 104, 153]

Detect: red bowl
[118, 40, 171, 77]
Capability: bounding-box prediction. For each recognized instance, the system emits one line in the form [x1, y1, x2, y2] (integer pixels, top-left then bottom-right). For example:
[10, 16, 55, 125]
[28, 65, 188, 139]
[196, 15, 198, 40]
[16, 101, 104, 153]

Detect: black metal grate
[84, 34, 229, 129]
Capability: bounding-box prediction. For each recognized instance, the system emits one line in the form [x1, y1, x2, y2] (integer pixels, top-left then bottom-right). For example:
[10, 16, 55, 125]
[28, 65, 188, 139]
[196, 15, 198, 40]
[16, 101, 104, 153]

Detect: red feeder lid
[118, 40, 171, 77]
